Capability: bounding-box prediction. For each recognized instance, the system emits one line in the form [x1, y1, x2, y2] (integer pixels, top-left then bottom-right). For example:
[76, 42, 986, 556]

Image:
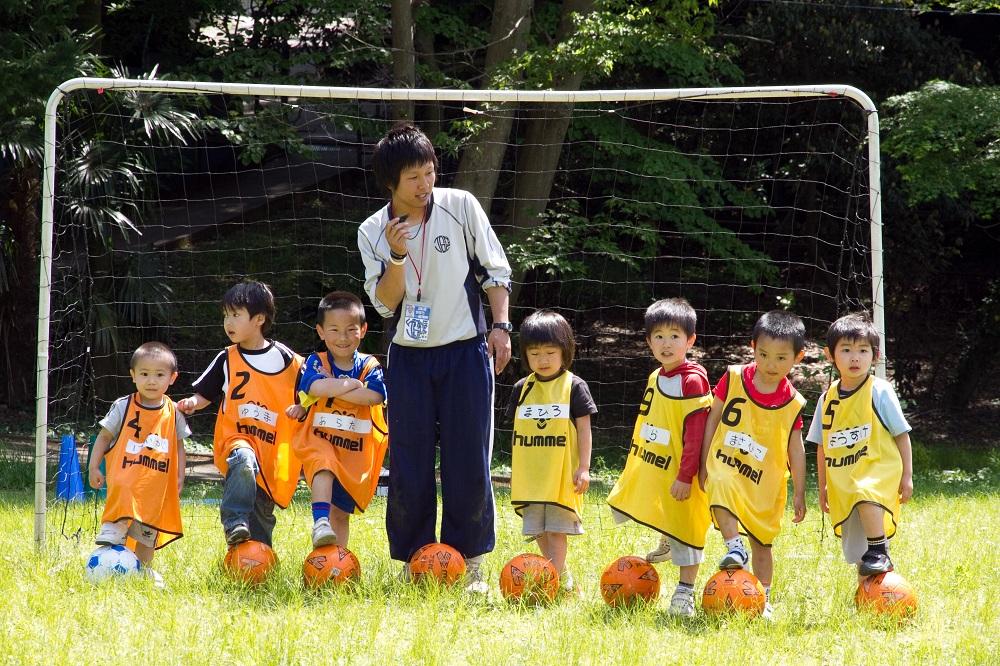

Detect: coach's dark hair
[751, 310, 806, 354]
[644, 298, 697, 338]
[519, 310, 576, 370]
[826, 312, 880, 356]
[373, 124, 439, 192]
[317, 290, 366, 327]
[222, 280, 276, 335]
[130, 341, 177, 372]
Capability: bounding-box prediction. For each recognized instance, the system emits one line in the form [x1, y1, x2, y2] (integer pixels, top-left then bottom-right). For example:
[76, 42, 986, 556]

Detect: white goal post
[35, 79, 885, 549]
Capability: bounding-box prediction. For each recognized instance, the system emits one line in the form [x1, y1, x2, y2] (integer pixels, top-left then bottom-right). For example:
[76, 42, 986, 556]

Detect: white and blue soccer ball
[85, 544, 141, 584]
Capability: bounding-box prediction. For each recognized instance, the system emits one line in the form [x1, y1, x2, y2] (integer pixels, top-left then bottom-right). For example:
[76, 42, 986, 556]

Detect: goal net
[36, 80, 883, 551]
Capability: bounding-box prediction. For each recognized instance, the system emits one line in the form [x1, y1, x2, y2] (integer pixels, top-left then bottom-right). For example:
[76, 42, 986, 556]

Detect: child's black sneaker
[858, 549, 893, 577]
[225, 523, 251, 546]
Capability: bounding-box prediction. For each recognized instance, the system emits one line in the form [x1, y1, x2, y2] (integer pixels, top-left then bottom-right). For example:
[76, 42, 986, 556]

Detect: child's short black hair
[130, 341, 177, 372]
[373, 124, 438, 192]
[222, 280, 276, 335]
[826, 312, 880, 355]
[751, 310, 806, 353]
[519, 310, 576, 370]
[317, 290, 366, 327]
[644, 298, 697, 338]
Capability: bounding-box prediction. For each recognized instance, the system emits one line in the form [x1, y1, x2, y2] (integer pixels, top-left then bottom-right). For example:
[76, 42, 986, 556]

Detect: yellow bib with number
[510, 371, 581, 519]
[607, 369, 713, 547]
[705, 366, 805, 545]
[819, 376, 902, 538]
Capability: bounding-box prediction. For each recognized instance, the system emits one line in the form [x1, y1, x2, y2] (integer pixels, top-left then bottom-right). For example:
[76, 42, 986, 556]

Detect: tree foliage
[883, 81, 1000, 217]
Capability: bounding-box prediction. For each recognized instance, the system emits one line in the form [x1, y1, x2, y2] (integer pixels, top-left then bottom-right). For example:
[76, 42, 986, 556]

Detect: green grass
[2, 446, 998, 665]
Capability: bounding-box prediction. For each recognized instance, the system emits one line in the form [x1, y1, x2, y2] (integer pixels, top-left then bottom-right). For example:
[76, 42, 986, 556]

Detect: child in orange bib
[287, 291, 388, 549]
[178, 281, 304, 548]
[89, 342, 189, 584]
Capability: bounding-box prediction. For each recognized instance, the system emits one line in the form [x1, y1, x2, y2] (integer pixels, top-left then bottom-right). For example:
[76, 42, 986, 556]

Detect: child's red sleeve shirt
[662, 361, 711, 484]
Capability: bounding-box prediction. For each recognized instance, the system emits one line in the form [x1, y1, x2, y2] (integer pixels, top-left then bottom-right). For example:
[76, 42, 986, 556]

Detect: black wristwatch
[491, 322, 513, 333]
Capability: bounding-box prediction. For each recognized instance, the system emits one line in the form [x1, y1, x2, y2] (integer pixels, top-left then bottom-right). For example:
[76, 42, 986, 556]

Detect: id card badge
[402, 300, 432, 343]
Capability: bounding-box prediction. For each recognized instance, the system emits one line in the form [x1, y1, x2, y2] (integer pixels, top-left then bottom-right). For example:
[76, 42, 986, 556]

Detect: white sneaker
[560, 570, 576, 595]
[645, 535, 672, 563]
[463, 561, 489, 594]
[668, 589, 696, 617]
[142, 567, 165, 590]
[761, 602, 774, 621]
[311, 517, 337, 548]
[718, 542, 749, 569]
[95, 521, 128, 546]
[399, 562, 413, 583]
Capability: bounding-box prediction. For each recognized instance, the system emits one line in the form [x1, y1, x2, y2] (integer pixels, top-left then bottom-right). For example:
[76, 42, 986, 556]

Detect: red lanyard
[393, 206, 429, 302]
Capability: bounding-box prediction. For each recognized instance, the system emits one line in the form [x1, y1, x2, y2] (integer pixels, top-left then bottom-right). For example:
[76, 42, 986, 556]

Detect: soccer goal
[35, 79, 885, 548]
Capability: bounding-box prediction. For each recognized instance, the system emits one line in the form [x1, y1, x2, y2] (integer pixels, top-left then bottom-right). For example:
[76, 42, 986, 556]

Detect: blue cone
[56, 434, 85, 501]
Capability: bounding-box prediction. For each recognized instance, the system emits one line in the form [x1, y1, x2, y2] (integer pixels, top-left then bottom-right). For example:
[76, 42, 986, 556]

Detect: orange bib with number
[213, 345, 304, 508]
[292, 353, 388, 512]
[103, 394, 182, 549]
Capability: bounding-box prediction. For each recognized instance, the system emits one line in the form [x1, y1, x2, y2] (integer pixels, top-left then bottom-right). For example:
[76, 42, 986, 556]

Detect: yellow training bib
[706, 366, 805, 545]
[818, 376, 902, 538]
[510, 371, 581, 519]
[607, 369, 713, 548]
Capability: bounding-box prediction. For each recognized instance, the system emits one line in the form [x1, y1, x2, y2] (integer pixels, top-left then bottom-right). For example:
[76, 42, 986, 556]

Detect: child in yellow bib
[607, 298, 712, 617]
[178, 281, 304, 548]
[806, 313, 913, 580]
[506, 310, 596, 594]
[699, 311, 808, 618]
[288, 291, 388, 549]
[89, 342, 189, 586]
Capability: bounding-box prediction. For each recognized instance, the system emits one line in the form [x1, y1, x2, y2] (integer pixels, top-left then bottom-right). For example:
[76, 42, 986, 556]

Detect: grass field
[1, 446, 997, 665]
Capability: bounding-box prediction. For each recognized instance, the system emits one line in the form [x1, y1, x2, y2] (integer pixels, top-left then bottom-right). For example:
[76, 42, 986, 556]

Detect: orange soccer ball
[855, 571, 918, 617]
[702, 569, 766, 616]
[499, 553, 559, 603]
[302, 545, 361, 588]
[600, 555, 661, 607]
[223, 540, 278, 585]
[409, 542, 466, 585]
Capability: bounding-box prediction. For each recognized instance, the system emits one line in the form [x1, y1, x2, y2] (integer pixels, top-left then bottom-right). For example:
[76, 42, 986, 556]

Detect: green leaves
[883, 81, 1000, 217]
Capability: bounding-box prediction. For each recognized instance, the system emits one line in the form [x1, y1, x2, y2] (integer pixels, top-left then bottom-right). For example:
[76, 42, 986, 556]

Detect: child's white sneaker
[761, 602, 774, 621]
[399, 562, 413, 583]
[645, 535, 672, 563]
[668, 588, 696, 617]
[311, 517, 337, 548]
[463, 561, 489, 594]
[95, 521, 128, 546]
[718, 541, 749, 569]
[142, 567, 165, 590]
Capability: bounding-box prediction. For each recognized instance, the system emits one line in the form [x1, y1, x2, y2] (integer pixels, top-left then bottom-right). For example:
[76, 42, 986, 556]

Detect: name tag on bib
[828, 423, 871, 449]
[639, 422, 671, 445]
[312, 412, 372, 434]
[723, 430, 768, 462]
[402, 300, 432, 343]
[516, 403, 569, 420]
[238, 403, 278, 427]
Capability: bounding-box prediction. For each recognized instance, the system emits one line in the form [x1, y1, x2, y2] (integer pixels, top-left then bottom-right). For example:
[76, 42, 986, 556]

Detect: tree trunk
[505, 0, 593, 305]
[391, 0, 416, 122]
[0, 164, 41, 409]
[453, 0, 534, 210]
[413, 8, 442, 136]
